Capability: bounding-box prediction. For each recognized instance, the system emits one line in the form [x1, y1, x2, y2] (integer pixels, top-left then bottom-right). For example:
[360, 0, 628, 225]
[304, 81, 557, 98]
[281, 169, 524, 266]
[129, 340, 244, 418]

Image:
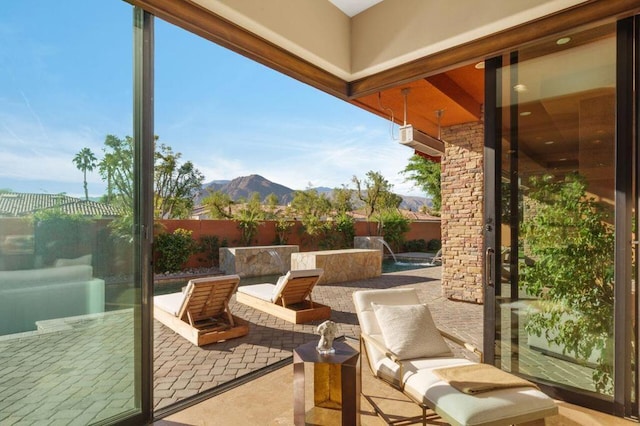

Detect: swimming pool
[382, 258, 437, 273]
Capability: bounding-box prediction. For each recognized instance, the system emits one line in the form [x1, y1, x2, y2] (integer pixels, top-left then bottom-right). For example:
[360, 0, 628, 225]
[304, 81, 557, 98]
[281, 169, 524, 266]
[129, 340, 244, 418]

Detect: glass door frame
[483, 16, 637, 418]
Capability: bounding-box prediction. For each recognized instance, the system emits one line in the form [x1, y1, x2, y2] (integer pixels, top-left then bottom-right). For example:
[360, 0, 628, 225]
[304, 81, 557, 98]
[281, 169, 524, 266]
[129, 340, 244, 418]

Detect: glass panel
[0, 1, 143, 424]
[496, 23, 616, 399]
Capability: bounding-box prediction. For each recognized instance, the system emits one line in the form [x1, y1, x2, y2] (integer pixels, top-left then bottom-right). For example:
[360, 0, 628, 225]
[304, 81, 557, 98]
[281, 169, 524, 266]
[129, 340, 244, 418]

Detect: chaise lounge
[236, 268, 330, 324]
[153, 274, 249, 346]
[353, 288, 558, 426]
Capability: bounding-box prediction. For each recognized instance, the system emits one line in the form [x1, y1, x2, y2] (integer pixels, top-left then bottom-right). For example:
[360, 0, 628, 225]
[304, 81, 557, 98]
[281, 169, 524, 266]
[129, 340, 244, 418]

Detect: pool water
[382, 258, 436, 273]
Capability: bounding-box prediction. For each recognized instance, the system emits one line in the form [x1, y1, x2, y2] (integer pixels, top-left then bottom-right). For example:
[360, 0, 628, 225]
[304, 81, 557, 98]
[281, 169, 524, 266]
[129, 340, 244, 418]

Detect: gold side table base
[293, 341, 360, 425]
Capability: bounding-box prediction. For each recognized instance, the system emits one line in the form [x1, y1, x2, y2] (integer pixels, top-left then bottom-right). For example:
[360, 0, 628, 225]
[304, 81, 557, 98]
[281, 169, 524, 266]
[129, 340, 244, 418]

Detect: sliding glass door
[0, 2, 152, 424]
[484, 19, 636, 415]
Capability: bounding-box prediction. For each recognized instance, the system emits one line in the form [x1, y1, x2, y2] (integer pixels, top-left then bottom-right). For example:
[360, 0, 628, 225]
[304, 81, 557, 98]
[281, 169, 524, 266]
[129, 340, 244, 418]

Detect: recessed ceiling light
[513, 84, 528, 93]
[559, 158, 567, 161]
[474, 61, 485, 69]
[556, 37, 571, 45]
[519, 111, 532, 116]
[544, 140, 554, 145]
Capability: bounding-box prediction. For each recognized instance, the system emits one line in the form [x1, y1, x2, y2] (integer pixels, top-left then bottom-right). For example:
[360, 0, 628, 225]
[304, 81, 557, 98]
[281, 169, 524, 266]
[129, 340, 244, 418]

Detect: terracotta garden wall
[156, 219, 441, 268]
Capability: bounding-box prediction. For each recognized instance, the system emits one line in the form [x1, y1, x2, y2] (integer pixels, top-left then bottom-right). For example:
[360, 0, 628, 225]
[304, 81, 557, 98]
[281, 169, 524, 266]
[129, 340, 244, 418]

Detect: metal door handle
[485, 247, 495, 288]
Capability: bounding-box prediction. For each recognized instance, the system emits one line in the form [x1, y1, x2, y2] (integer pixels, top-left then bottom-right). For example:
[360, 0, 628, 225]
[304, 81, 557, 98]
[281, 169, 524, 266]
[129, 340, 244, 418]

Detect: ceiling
[328, 0, 383, 17]
[352, 63, 484, 144]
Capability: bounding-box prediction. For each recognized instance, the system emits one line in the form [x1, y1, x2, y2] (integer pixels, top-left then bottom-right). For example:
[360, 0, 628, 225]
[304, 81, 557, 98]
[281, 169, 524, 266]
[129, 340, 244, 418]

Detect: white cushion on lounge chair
[404, 365, 556, 426]
[271, 269, 324, 301]
[236, 268, 329, 324]
[237, 269, 325, 303]
[353, 288, 558, 426]
[154, 291, 187, 316]
[237, 283, 277, 302]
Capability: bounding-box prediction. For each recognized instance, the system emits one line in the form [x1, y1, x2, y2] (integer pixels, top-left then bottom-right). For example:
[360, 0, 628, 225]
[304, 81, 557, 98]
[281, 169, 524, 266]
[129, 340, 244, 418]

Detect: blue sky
[0, 1, 423, 199]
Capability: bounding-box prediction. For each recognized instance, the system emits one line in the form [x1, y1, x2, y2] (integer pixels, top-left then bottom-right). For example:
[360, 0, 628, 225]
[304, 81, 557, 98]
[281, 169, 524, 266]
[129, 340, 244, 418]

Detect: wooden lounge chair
[236, 269, 330, 324]
[153, 274, 249, 346]
[353, 288, 558, 426]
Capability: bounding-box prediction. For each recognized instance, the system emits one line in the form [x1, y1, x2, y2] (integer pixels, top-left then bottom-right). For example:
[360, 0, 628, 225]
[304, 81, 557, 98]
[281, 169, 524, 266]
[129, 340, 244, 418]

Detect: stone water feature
[291, 248, 381, 285]
[219, 245, 299, 278]
[354, 236, 397, 261]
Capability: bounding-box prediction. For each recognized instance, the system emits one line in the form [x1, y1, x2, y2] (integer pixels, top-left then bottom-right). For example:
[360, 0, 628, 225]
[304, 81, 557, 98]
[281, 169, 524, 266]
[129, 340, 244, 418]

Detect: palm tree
[73, 147, 97, 201]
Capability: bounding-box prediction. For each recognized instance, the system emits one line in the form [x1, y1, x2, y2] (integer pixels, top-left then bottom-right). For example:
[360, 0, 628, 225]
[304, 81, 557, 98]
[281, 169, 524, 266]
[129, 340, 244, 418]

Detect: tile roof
[0, 193, 123, 217]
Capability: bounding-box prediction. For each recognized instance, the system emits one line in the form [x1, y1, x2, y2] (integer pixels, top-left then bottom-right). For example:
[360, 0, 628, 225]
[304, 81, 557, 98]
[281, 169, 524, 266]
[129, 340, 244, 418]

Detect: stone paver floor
[0, 265, 599, 424]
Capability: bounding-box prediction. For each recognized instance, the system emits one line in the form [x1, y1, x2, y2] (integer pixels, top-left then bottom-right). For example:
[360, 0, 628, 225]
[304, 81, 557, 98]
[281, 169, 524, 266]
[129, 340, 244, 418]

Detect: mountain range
[195, 174, 431, 211]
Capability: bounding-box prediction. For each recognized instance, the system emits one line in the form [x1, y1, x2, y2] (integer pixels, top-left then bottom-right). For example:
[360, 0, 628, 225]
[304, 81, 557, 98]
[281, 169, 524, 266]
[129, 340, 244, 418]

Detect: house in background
[2, 1, 640, 424]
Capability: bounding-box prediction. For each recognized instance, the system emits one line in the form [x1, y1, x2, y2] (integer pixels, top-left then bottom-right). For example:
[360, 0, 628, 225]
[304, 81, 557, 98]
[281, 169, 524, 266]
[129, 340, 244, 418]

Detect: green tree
[290, 188, 332, 237]
[234, 192, 265, 246]
[352, 171, 399, 235]
[265, 193, 280, 210]
[154, 143, 205, 219]
[72, 147, 97, 201]
[401, 154, 441, 215]
[100, 135, 204, 220]
[374, 209, 410, 252]
[101, 134, 134, 213]
[332, 185, 353, 213]
[519, 173, 614, 394]
[203, 190, 234, 219]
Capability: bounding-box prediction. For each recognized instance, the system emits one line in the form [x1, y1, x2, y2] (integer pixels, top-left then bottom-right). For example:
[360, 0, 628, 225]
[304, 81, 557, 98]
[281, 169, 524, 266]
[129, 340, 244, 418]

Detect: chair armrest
[438, 328, 484, 362]
[360, 332, 401, 363]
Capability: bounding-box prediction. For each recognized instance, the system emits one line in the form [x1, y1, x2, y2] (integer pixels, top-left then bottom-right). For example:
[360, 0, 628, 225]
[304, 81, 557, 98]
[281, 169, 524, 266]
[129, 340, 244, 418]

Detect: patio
[0, 264, 615, 425]
[152, 265, 456, 410]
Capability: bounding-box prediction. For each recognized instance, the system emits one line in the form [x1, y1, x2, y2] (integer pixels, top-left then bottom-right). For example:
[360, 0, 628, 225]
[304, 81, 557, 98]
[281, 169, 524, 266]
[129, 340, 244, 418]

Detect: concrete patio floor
[0, 264, 628, 425]
[153, 264, 627, 425]
[153, 266, 459, 410]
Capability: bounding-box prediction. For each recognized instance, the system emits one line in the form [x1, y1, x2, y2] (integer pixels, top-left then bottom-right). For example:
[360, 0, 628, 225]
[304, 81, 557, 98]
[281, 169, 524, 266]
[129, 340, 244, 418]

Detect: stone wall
[220, 245, 299, 277]
[291, 249, 382, 284]
[441, 121, 484, 303]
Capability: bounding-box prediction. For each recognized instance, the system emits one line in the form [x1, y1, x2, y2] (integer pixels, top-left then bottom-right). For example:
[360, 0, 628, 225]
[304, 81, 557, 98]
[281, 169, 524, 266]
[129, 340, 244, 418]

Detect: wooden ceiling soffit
[349, 0, 640, 99]
[128, 0, 349, 99]
[425, 74, 481, 119]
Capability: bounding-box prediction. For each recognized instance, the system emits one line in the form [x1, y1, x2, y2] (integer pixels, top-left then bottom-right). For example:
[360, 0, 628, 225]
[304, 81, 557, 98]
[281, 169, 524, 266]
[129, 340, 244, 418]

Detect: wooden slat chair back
[275, 275, 318, 307]
[178, 275, 239, 327]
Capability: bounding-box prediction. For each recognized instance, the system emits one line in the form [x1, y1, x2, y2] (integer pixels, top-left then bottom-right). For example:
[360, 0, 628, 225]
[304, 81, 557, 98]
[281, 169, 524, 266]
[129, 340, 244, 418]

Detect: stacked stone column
[440, 121, 484, 303]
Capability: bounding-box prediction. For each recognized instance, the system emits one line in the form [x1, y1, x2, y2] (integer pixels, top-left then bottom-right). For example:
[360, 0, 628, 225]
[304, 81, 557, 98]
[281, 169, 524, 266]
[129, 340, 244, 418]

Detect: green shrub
[197, 235, 227, 267]
[334, 213, 355, 249]
[427, 238, 442, 251]
[403, 239, 428, 252]
[154, 228, 196, 273]
[376, 210, 410, 252]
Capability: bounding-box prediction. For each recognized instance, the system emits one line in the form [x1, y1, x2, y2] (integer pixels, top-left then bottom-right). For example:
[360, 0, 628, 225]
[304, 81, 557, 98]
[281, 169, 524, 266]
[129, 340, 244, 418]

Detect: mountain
[195, 174, 432, 211]
[196, 174, 295, 204]
[400, 195, 433, 211]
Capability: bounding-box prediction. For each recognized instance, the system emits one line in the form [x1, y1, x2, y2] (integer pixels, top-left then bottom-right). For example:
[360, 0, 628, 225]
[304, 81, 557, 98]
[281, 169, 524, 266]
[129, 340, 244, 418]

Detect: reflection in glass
[0, 1, 140, 423]
[497, 24, 616, 398]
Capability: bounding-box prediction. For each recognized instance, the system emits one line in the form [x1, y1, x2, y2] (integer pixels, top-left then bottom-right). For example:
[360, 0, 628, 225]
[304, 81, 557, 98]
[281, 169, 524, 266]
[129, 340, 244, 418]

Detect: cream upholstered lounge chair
[353, 288, 558, 426]
[154, 275, 249, 346]
[236, 269, 330, 324]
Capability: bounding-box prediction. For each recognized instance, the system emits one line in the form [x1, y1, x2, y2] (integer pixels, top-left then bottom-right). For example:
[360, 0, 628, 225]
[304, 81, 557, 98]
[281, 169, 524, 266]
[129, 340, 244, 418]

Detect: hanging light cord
[401, 88, 410, 126]
[378, 92, 397, 140]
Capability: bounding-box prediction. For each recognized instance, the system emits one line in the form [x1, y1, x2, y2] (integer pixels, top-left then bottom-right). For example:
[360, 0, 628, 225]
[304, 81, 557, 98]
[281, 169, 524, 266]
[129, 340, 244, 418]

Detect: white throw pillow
[372, 303, 452, 360]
